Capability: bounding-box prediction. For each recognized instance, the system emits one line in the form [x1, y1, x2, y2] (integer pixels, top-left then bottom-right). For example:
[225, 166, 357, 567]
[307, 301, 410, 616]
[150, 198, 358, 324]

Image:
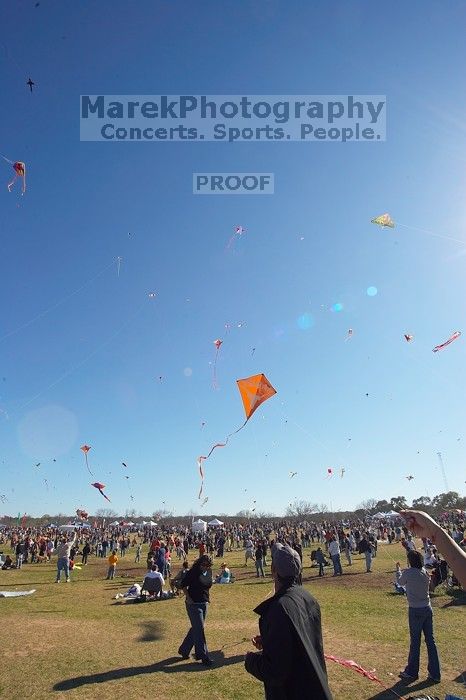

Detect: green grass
[0, 541, 464, 700]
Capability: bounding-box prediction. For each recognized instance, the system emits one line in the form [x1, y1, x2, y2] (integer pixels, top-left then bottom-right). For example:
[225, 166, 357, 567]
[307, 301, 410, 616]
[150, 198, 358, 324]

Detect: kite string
[1, 153, 14, 165]
[14, 300, 146, 415]
[0, 259, 117, 343]
[396, 221, 466, 246]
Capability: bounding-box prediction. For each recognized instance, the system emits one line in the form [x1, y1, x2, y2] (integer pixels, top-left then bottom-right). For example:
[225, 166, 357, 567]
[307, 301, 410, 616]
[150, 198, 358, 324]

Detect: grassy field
[0, 540, 464, 700]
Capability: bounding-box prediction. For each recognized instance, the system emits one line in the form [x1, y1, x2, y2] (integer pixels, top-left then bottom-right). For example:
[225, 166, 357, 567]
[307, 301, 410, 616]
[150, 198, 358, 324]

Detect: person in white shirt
[423, 548, 437, 569]
[405, 535, 416, 552]
[245, 539, 255, 565]
[145, 564, 165, 586]
[328, 537, 342, 576]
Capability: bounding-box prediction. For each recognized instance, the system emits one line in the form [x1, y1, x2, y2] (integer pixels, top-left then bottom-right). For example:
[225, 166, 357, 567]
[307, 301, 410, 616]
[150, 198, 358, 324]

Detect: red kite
[1, 155, 26, 194]
[197, 373, 276, 497]
[91, 482, 111, 502]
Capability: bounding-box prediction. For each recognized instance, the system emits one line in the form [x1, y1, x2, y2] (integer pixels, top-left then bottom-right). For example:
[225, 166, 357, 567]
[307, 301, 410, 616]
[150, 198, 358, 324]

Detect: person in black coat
[245, 542, 333, 700]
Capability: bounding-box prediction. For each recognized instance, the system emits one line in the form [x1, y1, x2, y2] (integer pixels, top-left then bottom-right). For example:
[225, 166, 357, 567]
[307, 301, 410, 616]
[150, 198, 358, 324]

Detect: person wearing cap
[245, 542, 333, 699]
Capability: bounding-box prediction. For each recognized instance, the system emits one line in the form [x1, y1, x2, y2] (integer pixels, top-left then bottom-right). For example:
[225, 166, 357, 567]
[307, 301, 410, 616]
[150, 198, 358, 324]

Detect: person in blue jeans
[398, 550, 441, 683]
[255, 544, 265, 578]
[178, 554, 213, 666]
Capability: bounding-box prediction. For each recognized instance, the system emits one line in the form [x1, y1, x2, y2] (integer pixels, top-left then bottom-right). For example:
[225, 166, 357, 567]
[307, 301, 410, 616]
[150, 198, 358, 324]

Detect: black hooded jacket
[245, 584, 333, 700]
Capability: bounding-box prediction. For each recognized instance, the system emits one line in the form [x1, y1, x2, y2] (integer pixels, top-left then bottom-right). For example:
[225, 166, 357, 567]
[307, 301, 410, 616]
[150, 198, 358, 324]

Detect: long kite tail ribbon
[197, 420, 248, 498]
[324, 655, 405, 699]
[432, 330, 461, 352]
[99, 488, 111, 502]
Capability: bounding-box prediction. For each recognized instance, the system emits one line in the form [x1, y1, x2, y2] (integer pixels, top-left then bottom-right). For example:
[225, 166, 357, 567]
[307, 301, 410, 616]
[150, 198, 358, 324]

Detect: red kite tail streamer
[100, 489, 111, 502]
[432, 330, 461, 353]
[324, 655, 405, 699]
[197, 419, 248, 498]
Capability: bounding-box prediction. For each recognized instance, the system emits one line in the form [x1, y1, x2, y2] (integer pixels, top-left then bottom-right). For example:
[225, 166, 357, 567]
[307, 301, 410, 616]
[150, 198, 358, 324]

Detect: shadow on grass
[440, 589, 466, 607]
[367, 677, 440, 699]
[138, 621, 164, 642]
[53, 652, 244, 690]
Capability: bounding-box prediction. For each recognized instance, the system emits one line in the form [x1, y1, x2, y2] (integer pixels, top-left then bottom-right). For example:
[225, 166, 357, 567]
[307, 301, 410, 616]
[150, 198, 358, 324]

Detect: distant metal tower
[436, 452, 449, 492]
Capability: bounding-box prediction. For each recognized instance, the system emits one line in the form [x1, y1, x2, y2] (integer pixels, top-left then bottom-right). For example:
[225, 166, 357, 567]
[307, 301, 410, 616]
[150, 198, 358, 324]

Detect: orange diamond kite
[237, 373, 277, 420]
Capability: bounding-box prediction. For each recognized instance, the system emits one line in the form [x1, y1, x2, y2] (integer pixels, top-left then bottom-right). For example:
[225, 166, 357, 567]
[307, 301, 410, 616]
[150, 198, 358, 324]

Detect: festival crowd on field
[1, 509, 465, 697]
[1, 512, 464, 587]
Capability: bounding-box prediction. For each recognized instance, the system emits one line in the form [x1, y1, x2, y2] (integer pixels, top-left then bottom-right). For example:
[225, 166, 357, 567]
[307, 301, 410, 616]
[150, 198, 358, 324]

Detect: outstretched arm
[400, 510, 466, 588]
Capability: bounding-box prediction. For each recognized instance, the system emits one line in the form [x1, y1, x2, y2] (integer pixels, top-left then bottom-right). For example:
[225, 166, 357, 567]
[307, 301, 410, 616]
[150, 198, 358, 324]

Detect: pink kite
[227, 225, 246, 248]
[91, 482, 111, 502]
[326, 468, 333, 479]
[324, 655, 403, 699]
[1, 155, 26, 194]
[432, 330, 461, 352]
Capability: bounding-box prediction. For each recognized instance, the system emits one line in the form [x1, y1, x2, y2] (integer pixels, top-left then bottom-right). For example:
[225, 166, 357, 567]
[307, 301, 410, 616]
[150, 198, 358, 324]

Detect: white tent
[59, 522, 90, 530]
[147, 520, 157, 527]
[208, 518, 224, 527]
[110, 520, 120, 526]
[192, 519, 207, 533]
[373, 510, 399, 519]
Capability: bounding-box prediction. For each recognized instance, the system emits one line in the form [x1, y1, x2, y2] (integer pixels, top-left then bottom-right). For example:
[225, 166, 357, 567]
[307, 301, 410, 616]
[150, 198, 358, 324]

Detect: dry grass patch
[0, 541, 464, 700]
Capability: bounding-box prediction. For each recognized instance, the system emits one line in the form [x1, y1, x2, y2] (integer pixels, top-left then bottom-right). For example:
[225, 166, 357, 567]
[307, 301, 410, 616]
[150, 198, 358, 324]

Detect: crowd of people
[0, 509, 465, 697]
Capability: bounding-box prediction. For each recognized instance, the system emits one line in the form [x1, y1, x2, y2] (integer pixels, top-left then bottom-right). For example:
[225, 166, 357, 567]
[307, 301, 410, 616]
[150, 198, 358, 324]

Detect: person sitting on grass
[1, 554, 14, 569]
[215, 562, 231, 583]
[394, 562, 406, 594]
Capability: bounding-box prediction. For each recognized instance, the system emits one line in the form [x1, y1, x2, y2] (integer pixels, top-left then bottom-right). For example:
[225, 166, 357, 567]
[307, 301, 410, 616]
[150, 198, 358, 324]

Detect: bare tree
[285, 500, 319, 517]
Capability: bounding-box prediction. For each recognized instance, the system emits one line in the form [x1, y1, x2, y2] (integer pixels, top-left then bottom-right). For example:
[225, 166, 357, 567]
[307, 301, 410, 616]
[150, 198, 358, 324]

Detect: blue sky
[1, 1, 465, 517]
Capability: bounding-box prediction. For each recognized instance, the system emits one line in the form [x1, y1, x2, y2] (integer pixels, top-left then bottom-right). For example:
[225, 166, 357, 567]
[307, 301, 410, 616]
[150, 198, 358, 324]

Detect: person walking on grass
[55, 532, 77, 583]
[178, 554, 213, 666]
[106, 550, 118, 580]
[398, 549, 441, 684]
[255, 543, 265, 578]
[328, 536, 343, 576]
[358, 533, 372, 572]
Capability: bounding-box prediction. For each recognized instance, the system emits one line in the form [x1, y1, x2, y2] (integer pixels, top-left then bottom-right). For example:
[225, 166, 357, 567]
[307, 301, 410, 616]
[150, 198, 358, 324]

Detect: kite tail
[84, 453, 93, 476]
[324, 655, 405, 700]
[99, 489, 111, 503]
[212, 347, 220, 389]
[197, 419, 249, 497]
[7, 174, 17, 192]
